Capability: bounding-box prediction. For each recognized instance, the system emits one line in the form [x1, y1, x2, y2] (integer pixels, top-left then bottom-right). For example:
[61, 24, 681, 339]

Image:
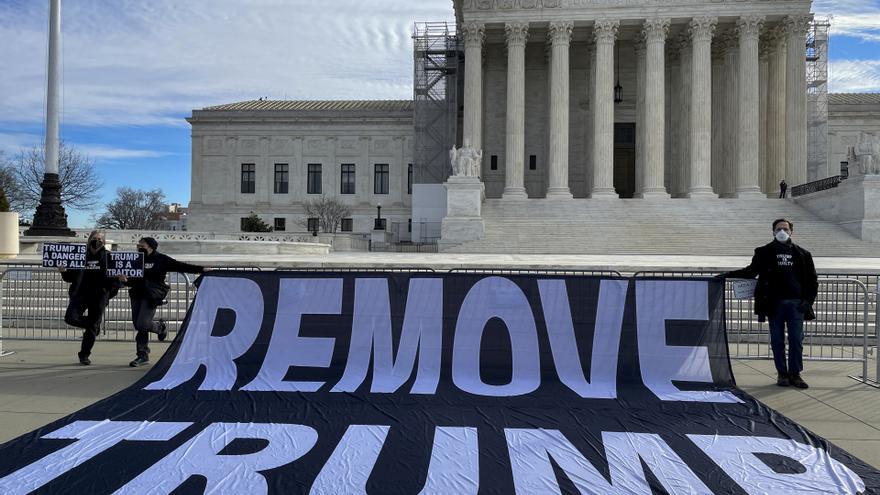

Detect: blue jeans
[768, 299, 805, 374]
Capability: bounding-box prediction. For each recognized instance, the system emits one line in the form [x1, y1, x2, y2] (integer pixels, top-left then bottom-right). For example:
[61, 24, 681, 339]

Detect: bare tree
[95, 187, 166, 230]
[12, 141, 104, 212]
[0, 151, 25, 213]
[301, 197, 352, 233]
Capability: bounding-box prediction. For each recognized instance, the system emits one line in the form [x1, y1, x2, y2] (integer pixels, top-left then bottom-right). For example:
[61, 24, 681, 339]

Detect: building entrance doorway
[614, 123, 636, 198]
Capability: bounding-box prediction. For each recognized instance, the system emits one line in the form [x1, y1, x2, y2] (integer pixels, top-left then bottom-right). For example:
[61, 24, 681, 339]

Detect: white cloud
[829, 59, 880, 93]
[813, 0, 880, 42]
[0, 0, 453, 128]
[76, 145, 175, 160]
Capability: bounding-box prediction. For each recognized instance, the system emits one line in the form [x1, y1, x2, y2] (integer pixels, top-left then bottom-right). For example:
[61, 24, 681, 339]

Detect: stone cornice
[458, 1, 811, 23]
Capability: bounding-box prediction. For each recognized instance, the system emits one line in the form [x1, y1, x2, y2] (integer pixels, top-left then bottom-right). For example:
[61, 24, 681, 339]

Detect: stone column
[641, 18, 671, 198]
[461, 22, 485, 150]
[688, 16, 717, 197]
[586, 40, 597, 194]
[635, 33, 646, 196]
[721, 30, 738, 197]
[784, 15, 811, 186]
[735, 15, 765, 198]
[759, 37, 770, 194]
[678, 37, 693, 196]
[591, 19, 619, 198]
[504, 22, 529, 199]
[767, 26, 787, 196]
[358, 136, 371, 204]
[547, 21, 574, 199]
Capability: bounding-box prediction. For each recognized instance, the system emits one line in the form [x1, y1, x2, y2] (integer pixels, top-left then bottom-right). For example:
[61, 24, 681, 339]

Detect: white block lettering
[115, 423, 318, 495]
[332, 278, 443, 394]
[146, 277, 264, 390]
[243, 278, 343, 392]
[453, 277, 541, 397]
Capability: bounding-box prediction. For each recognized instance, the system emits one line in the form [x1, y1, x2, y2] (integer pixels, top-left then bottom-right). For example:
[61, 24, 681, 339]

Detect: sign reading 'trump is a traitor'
[41, 243, 87, 269]
[105, 251, 144, 278]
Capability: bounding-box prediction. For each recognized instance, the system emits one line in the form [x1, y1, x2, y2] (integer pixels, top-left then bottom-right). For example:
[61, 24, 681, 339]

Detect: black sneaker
[78, 353, 91, 366]
[776, 372, 789, 386]
[157, 320, 168, 342]
[129, 356, 150, 367]
[789, 374, 809, 389]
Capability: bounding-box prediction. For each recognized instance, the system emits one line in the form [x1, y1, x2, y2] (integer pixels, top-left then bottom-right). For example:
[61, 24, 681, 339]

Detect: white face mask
[775, 230, 790, 243]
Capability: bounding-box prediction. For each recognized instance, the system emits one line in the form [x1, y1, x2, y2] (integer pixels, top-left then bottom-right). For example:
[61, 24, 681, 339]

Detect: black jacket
[726, 240, 818, 321]
[60, 247, 121, 299]
[126, 252, 204, 299]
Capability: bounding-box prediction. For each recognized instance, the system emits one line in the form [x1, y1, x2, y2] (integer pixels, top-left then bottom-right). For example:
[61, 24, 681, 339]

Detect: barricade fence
[2, 265, 877, 384]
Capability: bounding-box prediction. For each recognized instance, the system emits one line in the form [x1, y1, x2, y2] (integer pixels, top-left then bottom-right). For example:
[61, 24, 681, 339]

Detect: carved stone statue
[449, 140, 483, 179]
[854, 132, 880, 176]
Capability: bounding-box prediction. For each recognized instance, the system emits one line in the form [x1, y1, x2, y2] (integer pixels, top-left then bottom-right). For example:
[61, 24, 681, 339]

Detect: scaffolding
[413, 22, 461, 184]
[807, 16, 831, 181]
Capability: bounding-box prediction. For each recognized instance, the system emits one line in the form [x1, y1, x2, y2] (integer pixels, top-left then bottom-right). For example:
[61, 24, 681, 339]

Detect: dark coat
[60, 247, 121, 300]
[726, 240, 818, 321]
[126, 251, 204, 304]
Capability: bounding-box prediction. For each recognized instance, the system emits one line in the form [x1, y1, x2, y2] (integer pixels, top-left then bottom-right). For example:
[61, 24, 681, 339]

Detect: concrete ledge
[158, 239, 331, 255]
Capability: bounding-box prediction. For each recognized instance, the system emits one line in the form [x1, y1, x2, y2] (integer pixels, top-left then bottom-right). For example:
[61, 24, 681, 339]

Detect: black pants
[65, 292, 110, 358]
[131, 296, 159, 358]
[779, 189, 787, 198]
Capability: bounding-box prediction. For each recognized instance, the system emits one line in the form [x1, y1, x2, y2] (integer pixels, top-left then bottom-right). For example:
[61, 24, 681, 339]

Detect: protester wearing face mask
[117, 237, 210, 367]
[59, 230, 121, 365]
[721, 218, 818, 389]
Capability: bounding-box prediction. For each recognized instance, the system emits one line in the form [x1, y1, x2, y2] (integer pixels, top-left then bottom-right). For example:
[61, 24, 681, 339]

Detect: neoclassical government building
[186, 0, 880, 246]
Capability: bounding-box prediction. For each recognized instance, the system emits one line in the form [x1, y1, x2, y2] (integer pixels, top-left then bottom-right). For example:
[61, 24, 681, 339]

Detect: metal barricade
[633, 271, 875, 385]
[447, 268, 624, 277]
[274, 267, 437, 273]
[0, 267, 196, 342]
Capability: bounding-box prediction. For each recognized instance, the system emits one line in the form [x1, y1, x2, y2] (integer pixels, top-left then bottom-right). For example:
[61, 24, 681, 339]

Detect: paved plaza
[9, 252, 880, 272]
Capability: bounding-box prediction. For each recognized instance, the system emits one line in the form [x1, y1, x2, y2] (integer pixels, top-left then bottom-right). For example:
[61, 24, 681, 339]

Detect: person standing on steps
[59, 230, 121, 365]
[118, 237, 210, 367]
[779, 179, 788, 199]
[721, 218, 818, 389]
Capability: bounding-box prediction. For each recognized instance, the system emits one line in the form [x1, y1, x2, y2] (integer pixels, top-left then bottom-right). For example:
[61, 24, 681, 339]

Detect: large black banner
[1, 272, 877, 494]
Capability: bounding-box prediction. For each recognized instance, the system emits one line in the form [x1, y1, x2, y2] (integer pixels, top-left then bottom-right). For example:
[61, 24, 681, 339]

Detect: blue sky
[1, 0, 878, 228]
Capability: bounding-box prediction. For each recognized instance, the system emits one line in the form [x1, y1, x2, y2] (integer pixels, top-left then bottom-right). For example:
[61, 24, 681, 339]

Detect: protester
[59, 230, 121, 365]
[722, 218, 818, 388]
[119, 237, 209, 367]
[779, 179, 788, 198]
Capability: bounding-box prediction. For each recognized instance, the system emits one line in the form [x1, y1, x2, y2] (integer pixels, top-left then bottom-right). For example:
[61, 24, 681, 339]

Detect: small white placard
[730, 278, 757, 299]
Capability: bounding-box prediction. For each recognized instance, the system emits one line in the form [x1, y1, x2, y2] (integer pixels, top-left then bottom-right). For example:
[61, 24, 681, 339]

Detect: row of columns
[459, 15, 812, 199]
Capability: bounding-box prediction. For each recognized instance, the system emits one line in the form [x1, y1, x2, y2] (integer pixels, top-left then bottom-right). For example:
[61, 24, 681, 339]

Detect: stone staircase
[448, 198, 880, 257]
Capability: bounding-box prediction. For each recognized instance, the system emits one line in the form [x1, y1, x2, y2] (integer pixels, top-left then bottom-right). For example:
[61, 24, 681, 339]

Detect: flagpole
[25, 0, 74, 237]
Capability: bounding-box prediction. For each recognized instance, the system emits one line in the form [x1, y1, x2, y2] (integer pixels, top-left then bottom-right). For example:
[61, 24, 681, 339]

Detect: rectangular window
[408, 218, 412, 233]
[274, 218, 286, 231]
[274, 163, 289, 194]
[240, 163, 255, 194]
[340, 164, 356, 194]
[529, 155, 537, 170]
[240, 217, 247, 231]
[490, 155, 498, 170]
[307, 164, 322, 194]
[407, 164, 413, 195]
[341, 218, 353, 232]
[374, 164, 389, 194]
[307, 217, 319, 232]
